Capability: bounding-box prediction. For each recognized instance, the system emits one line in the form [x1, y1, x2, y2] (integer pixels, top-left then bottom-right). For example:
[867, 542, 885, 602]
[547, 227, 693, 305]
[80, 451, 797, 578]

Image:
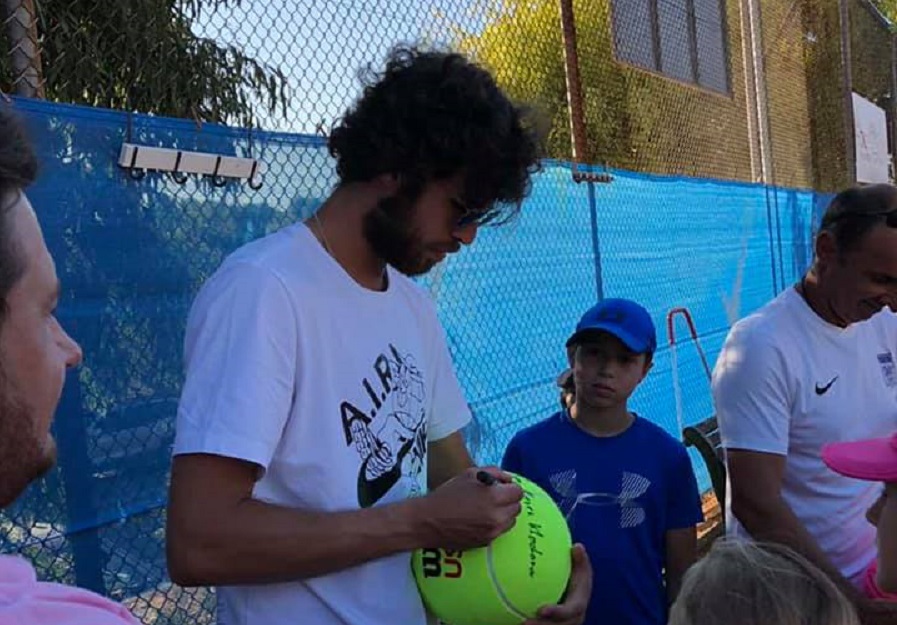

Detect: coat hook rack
[118, 143, 266, 189]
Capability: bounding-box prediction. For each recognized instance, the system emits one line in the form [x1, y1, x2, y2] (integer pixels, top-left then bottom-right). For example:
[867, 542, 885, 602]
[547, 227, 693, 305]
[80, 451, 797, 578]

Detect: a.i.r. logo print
[339, 343, 428, 508]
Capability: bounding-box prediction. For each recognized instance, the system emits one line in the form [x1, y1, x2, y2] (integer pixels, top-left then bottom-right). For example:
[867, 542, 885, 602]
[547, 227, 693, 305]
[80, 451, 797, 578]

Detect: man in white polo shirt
[712, 184, 897, 624]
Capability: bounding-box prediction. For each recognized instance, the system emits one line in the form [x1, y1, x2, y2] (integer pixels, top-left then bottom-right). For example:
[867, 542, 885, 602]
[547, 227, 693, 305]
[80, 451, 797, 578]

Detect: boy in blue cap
[502, 298, 703, 625]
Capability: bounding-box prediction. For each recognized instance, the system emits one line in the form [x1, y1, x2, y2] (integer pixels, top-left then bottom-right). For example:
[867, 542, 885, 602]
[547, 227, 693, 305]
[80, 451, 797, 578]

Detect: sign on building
[853, 92, 892, 184]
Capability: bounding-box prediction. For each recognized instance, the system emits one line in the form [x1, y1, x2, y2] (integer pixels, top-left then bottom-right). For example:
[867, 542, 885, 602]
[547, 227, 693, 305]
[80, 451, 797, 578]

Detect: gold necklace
[312, 211, 335, 259]
[309, 209, 388, 286]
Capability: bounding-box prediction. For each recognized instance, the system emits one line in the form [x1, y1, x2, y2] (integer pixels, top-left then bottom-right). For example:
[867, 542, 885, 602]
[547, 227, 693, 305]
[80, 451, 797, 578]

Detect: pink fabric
[0, 555, 139, 624]
[822, 434, 897, 482]
[863, 559, 897, 602]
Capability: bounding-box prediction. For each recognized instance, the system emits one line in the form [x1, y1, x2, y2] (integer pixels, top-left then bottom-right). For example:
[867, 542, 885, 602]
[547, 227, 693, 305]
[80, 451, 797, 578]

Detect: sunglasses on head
[823, 206, 897, 229]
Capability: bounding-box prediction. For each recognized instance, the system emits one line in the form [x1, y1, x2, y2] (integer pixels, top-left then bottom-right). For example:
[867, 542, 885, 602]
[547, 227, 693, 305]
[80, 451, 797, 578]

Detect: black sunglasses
[452, 198, 499, 228]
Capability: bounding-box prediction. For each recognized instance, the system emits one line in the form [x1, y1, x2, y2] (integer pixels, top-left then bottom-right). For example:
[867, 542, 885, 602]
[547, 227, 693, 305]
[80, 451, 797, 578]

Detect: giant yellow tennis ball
[412, 472, 573, 625]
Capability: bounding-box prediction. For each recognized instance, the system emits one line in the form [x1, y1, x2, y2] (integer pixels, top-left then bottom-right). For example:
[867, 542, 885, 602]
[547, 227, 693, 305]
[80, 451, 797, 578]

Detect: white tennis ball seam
[486, 542, 529, 621]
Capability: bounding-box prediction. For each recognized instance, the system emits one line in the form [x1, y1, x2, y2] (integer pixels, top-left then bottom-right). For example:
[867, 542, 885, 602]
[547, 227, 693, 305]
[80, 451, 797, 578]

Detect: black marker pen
[476, 470, 497, 486]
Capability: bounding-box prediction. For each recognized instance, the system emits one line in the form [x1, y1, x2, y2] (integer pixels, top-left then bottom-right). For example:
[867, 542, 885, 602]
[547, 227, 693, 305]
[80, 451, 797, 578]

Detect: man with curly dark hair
[166, 45, 592, 625]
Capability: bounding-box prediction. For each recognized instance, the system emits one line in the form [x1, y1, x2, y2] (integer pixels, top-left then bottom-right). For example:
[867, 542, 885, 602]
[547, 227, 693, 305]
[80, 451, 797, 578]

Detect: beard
[0, 368, 55, 509]
[362, 192, 434, 277]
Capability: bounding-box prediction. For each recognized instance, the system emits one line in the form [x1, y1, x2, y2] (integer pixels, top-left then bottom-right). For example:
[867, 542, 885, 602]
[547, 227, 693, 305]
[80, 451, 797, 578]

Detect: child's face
[572, 332, 651, 411]
[867, 483, 897, 526]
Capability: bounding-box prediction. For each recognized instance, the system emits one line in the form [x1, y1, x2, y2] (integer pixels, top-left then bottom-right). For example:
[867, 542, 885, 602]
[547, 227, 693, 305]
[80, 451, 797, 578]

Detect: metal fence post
[559, 0, 605, 301]
[839, 0, 857, 185]
[1, 0, 44, 97]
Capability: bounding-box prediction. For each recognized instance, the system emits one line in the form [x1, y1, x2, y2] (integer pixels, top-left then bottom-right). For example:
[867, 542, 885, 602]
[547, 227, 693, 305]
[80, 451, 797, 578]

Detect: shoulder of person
[231, 221, 305, 261]
[869, 306, 897, 331]
[634, 416, 689, 456]
[201, 223, 344, 305]
[0, 556, 140, 624]
[716, 305, 793, 378]
[508, 412, 565, 447]
[194, 257, 290, 307]
[207, 223, 304, 278]
[725, 296, 796, 346]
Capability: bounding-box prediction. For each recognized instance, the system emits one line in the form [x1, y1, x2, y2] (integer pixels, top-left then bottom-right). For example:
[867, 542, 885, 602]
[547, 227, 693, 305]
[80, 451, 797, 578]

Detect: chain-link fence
[1, 1, 895, 624]
[5, 0, 890, 181]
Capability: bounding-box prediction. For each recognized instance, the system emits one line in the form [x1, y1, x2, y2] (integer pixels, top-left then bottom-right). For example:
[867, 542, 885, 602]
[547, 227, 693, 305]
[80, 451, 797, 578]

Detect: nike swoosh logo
[815, 376, 838, 395]
[357, 436, 417, 508]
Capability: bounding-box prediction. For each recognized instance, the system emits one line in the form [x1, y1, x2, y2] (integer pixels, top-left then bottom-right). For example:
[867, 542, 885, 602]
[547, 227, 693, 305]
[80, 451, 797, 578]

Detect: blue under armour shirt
[502, 411, 703, 625]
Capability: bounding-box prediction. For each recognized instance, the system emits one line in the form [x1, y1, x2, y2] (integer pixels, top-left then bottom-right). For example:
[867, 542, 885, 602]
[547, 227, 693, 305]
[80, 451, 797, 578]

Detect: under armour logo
[549, 469, 651, 529]
[815, 376, 838, 396]
[596, 309, 625, 323]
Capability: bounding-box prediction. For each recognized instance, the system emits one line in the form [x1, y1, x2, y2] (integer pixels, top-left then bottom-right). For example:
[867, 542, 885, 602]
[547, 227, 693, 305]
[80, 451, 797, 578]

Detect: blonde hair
[669, 539, 860, 625]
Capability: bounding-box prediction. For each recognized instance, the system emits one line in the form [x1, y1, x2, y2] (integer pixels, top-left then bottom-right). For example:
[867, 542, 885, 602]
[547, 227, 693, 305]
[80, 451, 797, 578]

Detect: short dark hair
[328, 45, 544, 225]
[0, 107, 38, 324]
[819, 183, 897, 254]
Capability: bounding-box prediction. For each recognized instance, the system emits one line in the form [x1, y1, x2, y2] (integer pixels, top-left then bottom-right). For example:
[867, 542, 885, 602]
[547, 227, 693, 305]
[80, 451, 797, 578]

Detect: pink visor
[822, 433, 897, 483]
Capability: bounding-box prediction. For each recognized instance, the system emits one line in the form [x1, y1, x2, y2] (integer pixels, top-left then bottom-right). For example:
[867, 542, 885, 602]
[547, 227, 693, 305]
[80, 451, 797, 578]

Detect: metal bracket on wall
[571, 164, 614, 184]
[117, 142, 266, 189]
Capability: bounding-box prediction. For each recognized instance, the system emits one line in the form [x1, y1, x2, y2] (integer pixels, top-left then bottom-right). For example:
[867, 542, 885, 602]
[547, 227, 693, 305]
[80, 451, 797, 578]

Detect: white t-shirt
[173, 221, 472, 625]
[711, 287, 897, 585]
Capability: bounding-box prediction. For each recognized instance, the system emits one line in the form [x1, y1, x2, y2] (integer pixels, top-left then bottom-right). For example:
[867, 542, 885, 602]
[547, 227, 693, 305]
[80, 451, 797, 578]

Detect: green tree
[455, 0, 632, 166]
[870, 0, 897, 24]
[1, 0, 288, 127]
[454, 0, 755, 181]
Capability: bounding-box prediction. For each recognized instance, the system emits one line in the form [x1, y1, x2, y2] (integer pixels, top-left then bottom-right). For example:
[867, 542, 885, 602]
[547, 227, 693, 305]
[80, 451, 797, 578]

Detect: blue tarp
[0, 97, 831, 609]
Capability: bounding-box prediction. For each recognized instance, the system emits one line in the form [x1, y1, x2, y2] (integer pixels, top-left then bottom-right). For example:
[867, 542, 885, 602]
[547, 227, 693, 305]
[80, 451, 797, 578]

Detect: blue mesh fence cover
[0, 97, 831, 623]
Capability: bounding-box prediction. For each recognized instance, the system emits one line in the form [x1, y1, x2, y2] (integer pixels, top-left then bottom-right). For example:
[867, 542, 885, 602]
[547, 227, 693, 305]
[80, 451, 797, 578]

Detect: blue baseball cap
[565, 298, 657, 354]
